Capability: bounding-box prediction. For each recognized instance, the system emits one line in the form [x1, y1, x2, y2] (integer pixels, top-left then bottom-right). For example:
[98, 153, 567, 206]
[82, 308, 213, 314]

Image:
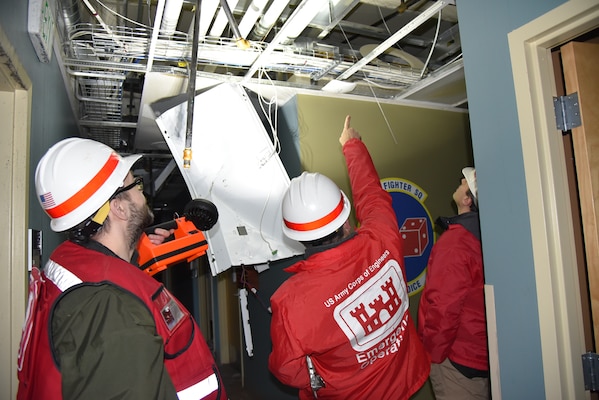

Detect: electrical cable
[419, 9, 442, 78]
[378, 6, 406, 53]
[240, 267, 272, 314]
[254, 67, 279, 255]
[338, 23, 399, 144]
[95, 0, 152, 28]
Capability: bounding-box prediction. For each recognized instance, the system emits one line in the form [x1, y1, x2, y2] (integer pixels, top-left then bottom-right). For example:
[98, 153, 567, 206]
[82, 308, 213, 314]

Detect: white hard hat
[281, 172, 351, 242]
[35, 137, 142, 232]
[462, 167, 477, 201]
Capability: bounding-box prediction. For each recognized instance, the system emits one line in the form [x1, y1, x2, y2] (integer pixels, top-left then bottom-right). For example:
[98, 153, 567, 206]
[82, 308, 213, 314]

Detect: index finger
[344, 115, 351, 130]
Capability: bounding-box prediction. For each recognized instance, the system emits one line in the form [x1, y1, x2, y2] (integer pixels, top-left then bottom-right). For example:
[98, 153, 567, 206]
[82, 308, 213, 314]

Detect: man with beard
[17, 138, 227, 400]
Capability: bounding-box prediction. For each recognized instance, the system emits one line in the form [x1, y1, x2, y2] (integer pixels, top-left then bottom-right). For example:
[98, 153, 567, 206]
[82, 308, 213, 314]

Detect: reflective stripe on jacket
[17, 240, 226, 400]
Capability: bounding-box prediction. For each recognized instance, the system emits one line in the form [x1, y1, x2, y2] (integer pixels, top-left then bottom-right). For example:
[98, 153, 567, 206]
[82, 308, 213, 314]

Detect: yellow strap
[92, 201, 110, 225]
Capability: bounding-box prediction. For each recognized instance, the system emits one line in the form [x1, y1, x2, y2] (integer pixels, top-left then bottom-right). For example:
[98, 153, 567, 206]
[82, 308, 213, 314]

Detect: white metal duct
[154, 82, 304, 275]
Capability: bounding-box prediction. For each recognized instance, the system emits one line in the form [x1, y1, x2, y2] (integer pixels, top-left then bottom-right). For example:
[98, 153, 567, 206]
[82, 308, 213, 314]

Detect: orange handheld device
[137, 199, 218, 276]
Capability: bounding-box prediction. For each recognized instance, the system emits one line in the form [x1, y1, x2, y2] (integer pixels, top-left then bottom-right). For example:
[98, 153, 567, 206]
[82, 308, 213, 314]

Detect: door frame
[508, 0, 599, 398]
[0, 25, 32, 398]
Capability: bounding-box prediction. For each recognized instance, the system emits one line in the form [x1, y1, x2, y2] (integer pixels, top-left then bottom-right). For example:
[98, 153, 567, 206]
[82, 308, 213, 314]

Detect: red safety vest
[17, 240, 226, 400]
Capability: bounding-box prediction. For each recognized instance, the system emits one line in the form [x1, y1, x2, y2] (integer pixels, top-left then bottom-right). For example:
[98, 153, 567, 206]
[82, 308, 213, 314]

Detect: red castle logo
[334, 260, 408, 351]
[349, 277, 402, 334]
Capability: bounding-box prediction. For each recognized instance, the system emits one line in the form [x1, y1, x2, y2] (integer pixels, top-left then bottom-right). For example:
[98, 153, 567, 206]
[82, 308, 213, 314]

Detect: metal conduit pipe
[67, 68, 127, 80]
[209, 0, 240, 36]
[184, 0, 201, 169]
[219, 0, 250, 48]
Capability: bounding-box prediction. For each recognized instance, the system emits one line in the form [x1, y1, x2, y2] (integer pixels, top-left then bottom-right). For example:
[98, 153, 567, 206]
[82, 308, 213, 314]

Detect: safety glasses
[112, 176, 144, 198]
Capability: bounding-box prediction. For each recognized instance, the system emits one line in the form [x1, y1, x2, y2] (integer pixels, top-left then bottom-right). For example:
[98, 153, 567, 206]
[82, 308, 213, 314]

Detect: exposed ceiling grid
[49, 0, 464, 212]
[50, 0, 464, 172]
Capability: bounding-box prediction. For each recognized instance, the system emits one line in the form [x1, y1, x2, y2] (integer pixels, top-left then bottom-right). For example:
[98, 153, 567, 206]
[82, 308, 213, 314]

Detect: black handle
[144, 219, 178, 235]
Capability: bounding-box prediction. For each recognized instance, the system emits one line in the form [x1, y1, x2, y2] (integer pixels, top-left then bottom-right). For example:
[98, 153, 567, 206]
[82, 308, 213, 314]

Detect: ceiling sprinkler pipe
[249, 0, 291, 41]
[161, 0, 184, 35]
[219, 0, 250, 49]
[237, 0, 269, 38]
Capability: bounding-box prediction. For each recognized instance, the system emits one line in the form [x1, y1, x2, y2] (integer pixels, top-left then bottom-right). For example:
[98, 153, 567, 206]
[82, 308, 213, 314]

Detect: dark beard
[127, 202, 154, 250]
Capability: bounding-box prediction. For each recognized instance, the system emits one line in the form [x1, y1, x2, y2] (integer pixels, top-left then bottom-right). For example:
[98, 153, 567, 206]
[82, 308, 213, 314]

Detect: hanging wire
[419, 9, 442, 78]
[338, 23, 399, 144]
[378, 6, 406, 53]
[240, 267, 272, 313]
[256, 67, 281, 157]
[95, 0, 152, 28]
[252, 67, 281, 255]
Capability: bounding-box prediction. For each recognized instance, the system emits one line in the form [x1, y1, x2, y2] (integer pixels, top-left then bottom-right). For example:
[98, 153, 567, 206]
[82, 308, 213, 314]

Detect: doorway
[508, 1, 599, 398]
[0, 26, 32, 399]
[555, 31, 599, 358]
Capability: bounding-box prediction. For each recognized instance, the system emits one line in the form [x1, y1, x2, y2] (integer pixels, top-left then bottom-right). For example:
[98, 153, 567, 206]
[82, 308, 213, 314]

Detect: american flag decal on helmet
[40, 193, 56, 209]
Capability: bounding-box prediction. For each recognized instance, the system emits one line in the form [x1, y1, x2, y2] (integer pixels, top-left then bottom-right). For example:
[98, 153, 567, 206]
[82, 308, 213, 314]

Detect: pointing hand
[339, 115, 361, 146]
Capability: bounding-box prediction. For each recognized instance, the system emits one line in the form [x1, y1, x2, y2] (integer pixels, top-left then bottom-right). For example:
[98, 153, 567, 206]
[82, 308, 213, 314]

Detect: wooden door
[561, 41, 599, 347]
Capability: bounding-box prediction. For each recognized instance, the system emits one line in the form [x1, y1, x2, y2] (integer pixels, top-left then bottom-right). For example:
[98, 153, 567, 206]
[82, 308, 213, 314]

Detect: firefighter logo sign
[380, 178, 433, 296]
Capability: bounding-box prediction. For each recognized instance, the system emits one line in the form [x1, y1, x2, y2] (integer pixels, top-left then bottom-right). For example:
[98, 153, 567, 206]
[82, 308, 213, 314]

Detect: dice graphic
[400, 217, 429, 257]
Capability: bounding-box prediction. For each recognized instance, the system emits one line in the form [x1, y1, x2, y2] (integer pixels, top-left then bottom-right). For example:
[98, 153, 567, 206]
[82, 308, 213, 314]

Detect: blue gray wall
[2, 0, 577, 398]
[457, 0, 567, 398]
[0, 0, 77, 256]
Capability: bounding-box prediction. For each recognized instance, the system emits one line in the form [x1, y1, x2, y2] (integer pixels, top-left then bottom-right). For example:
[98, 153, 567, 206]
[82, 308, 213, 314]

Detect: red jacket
[268, 139, 430, 400]
[417, 222, 488, 371]
[17, 240, 226, 400]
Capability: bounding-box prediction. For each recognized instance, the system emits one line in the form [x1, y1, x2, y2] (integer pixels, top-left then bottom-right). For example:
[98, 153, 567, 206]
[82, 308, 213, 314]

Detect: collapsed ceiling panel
[153, 82, 305, 274]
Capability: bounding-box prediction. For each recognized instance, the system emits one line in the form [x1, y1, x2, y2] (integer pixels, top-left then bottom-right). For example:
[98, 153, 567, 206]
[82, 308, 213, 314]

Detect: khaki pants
[429, 358, 490, 400]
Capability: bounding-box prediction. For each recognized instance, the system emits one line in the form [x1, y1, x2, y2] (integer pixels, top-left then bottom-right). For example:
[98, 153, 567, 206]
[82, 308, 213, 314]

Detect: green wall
[296, 95, 472, 229]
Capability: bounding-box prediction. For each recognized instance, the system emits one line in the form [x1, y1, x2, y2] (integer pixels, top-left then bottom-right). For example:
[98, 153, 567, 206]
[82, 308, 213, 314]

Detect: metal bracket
[553, 93, 581, 131]
[239, 288, 254, 357]
[582, 352, 599, 391]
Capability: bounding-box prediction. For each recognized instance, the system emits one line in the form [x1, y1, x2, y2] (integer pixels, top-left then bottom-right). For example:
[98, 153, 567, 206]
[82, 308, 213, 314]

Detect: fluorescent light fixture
[281, 0, 324, 41]
[198, 0, 220, 37]
[243, 0, 324, 80]
[238, 0, 270, 38]
[209, 0, 241, 36]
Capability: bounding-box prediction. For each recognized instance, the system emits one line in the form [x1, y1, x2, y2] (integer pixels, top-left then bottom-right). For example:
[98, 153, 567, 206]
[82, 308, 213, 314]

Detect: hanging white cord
[368, 85, 398, 144]
[82, 0, 127, 51]
[95, 0, 152, 28]
[420, 9, 442, 78]
[256, 67, 281, 158]
[339, 24, 399, 144]
[255, 67, 279, 255]
[378, 6, 405, 53]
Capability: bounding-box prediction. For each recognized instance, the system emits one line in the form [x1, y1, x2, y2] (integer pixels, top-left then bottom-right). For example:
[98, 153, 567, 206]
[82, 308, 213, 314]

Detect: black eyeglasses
[112, 176, 144, 198]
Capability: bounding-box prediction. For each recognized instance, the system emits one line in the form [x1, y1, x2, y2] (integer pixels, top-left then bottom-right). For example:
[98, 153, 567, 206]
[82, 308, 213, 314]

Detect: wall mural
[381, 178, 434, 297]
